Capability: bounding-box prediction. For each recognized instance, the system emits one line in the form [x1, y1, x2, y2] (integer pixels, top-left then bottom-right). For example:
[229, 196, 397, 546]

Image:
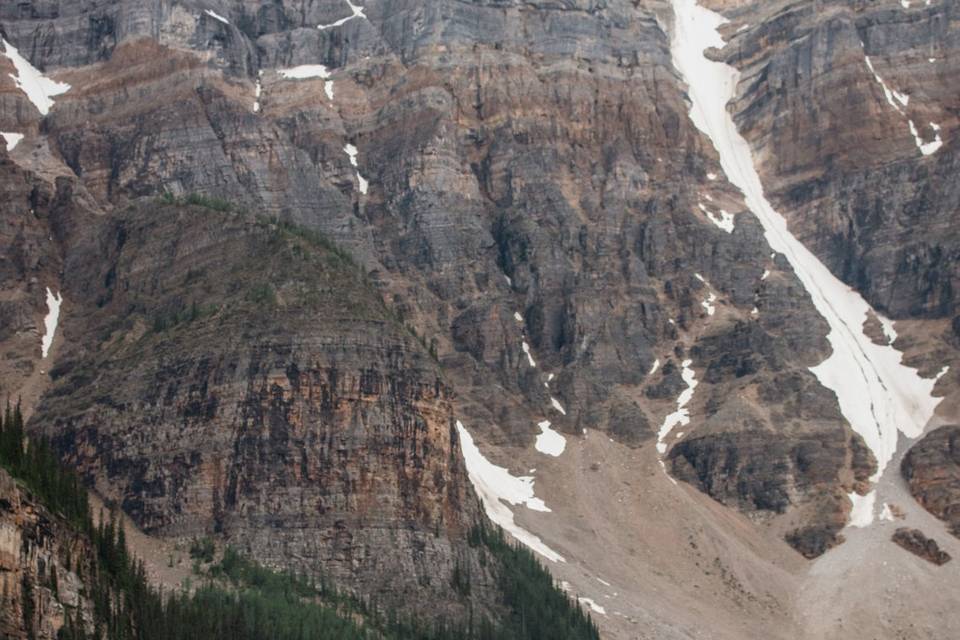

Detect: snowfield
[669, 0, 944, 492]
[456, 421, 565, 562]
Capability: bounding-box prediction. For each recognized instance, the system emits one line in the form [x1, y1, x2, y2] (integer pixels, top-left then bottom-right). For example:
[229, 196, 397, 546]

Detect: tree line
[1, 402, 599, 640]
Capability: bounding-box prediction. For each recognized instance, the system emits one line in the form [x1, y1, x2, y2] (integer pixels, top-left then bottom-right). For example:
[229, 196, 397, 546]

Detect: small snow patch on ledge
[278, 64, 331, 80]
[2, 132, 23, 150]
[534, 420, 566, 457]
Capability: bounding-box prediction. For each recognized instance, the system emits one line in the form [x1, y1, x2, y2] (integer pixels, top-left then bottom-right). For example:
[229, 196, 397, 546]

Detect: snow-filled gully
[669, 0, 944, 524]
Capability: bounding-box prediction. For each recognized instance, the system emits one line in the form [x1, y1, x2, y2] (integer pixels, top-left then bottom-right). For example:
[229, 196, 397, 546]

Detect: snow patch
[649, 358, 660, 375]
[456, 421, 564, 562]
[514, 311, 523, 322]
[318, 0, 367, 29]
[253, 71, 262, 112]
[343, 144, 369, 194]
[761, 269, 770, 280]
[41, 287, 62, 358]
[699, 202, 735, 233]
[1, 132, 23, 150]
[578, 598, 607, 616]
[550, 397, 567, 416]
[909, 120, 943, 155]
[863, 53, 909, 113]
[534, 420, 566, 457]
[847, 491, 876, 528]
[521, 341, 537, 367]
[879, 503, 895, 522]
[656, 359, 698, 454]
[2, 38, 71, 116]
[701, 292, 717, 316]
[706, 172, 717, 180]
[597, 577, 611, 587]
[278, 64, 331, 80]
[669, 0, 943, 480]
[860, 44, 944, 156]
[204, 9, 229, 24]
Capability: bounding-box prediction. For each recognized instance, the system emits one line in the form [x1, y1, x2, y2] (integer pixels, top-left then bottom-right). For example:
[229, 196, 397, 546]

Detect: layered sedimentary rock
[715, 0, 960, 321]
[0, 469, 96, 640]
[902, 424, 960, 538]
[4, 8, 954, 634]
[30, 200, 495, 614]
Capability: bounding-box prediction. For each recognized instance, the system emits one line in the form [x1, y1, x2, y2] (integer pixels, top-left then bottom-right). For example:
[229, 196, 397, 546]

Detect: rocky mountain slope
[0, 0, 958, 638]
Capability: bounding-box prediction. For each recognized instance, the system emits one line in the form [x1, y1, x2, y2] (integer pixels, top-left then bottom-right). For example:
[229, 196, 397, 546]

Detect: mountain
[0, 1, 958, 638]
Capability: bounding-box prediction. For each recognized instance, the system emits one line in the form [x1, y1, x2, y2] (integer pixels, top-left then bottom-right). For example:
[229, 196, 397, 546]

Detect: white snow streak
[534, 420, 566, 457]
[253, 70, 262, 112]
[2, 132, 24, 150]
[204, 9, 230, 24]
[456, 421, 565, 562]
[655, 359, 698, 454]
[669, 0, 944, 485]
[909, 120, 942, 156]
[514, 311, 523, 322]
[41, 287, 62, 358]
[578, 598, 607, 616]
[343, 143, 369, 195]
[318, 0, 367, 30]
[862, 43, 944, 156]
[649, 358, 660, 375]
[550, 397, 566, 415]
[2, 38, 71, 116]
[698, 202, 735, 233]
[521, 341, 537, 367]
[847, 490, 876, 528]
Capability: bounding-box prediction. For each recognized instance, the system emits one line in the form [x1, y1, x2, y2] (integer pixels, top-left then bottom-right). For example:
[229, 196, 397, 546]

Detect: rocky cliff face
[0, 0, 883, 573]
[716, 0, 960, 321]
[29, 199, 495, 614]
[902, 424, 960, 538]
[0, 469, 94, 640]
[1, 1, 957, 637]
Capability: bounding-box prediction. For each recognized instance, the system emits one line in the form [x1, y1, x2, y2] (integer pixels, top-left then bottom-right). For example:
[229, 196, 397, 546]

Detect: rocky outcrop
[716, 0, 960, 321]
[891, 527, 952, 566]
[0, 5, 905, 622]
[902, 425, 960, 538]
[30, 199, 495, 616]
[0, 469, 94, 640]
